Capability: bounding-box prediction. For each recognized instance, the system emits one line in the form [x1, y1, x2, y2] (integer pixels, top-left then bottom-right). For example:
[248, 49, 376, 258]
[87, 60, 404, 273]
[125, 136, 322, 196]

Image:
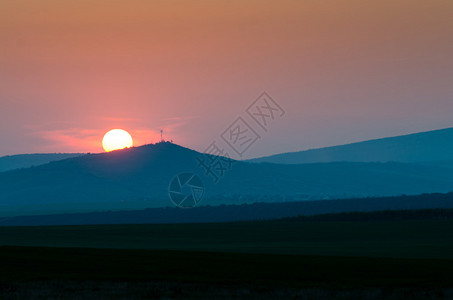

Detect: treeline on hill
[1, 192, 453, 226]
[277, 208, 453, 222]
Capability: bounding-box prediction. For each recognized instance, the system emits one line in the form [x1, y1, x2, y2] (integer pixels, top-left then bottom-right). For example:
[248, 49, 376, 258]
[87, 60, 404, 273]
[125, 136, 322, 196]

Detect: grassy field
[0, 246, 453, 299]
[1, 216, 453, 298]
[1, 218, 453, 258]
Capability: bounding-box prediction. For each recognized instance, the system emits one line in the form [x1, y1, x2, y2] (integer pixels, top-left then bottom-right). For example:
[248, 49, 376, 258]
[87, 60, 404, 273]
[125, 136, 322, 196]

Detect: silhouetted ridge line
[2, 192, 453, 226]
[249, 127, 453, 164]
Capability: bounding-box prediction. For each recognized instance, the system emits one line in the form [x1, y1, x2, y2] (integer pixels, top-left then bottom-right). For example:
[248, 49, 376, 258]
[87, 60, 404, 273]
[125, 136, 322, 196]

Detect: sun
[102, 129, 133, 152]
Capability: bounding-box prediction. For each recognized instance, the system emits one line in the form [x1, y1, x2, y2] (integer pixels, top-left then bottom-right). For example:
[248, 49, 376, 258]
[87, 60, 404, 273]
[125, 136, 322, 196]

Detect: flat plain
[1, 215, 453, 299]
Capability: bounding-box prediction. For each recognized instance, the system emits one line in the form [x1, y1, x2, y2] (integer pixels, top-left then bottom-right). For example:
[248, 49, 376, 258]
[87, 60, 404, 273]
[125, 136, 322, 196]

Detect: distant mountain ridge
[0, 153, 84, 172]
[1, 142, 453, 217]
[249, 127, 453, 164]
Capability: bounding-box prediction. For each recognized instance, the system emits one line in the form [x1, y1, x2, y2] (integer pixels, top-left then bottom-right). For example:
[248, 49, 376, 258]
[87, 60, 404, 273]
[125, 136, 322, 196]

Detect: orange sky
[1, 0, 453, 157]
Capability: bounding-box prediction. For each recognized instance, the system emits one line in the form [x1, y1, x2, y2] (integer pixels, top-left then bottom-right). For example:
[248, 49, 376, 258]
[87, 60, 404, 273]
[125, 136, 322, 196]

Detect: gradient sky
[1, 0, 452, 158]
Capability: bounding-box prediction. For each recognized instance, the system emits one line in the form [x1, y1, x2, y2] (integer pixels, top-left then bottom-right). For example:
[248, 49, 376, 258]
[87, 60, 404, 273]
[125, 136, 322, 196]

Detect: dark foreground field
[1, 246, 453, 299]
[1, 214, 453, 258]
[1, 212, 453, 299]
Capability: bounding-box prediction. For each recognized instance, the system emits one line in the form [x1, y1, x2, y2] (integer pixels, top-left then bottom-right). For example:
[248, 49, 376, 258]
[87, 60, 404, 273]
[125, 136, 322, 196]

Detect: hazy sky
[1, 0, 452, 158]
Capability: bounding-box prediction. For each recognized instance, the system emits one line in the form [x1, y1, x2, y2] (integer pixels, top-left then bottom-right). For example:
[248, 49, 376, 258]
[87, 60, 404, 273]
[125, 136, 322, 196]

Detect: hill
[249, 127, 453, 164]
[1, 142, 453, 216]
[1, 193, 453, 226]
[0, 153, 84, 172]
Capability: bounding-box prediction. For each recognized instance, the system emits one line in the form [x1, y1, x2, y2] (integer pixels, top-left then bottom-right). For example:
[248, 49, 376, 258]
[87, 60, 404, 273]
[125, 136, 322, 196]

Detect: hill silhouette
[249, 127, 453, 164]
[0, 153, 84, 172]
[2, 193, 453, 226]
[1, 142, 453, 216]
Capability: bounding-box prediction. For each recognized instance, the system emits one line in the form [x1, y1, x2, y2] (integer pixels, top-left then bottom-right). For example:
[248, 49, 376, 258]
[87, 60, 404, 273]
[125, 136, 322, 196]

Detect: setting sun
[102, 129, 133, 152]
